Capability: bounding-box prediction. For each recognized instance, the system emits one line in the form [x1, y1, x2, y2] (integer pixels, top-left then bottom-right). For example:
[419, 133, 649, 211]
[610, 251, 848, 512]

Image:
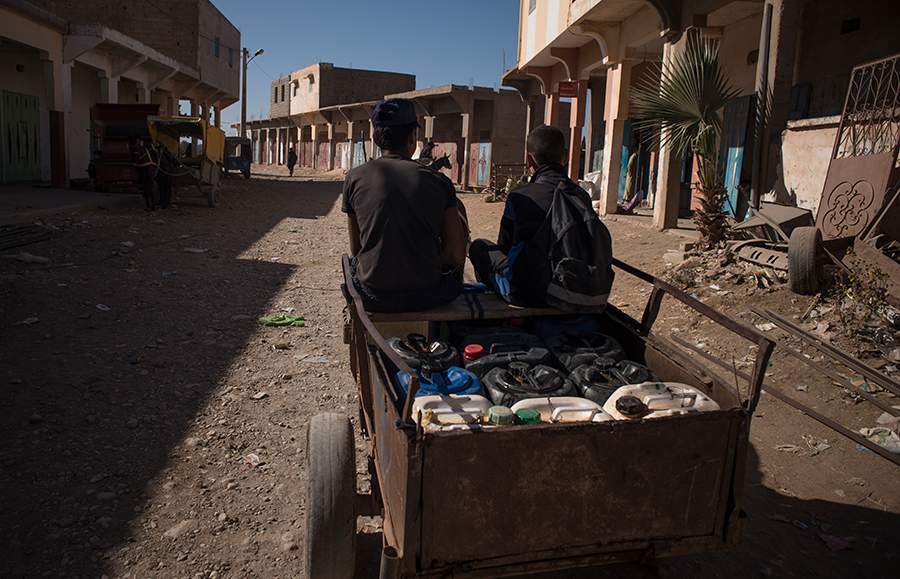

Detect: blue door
[720, 95, 752, 219]
[353, 141, 366, 167]
[617, 119, 632, 201]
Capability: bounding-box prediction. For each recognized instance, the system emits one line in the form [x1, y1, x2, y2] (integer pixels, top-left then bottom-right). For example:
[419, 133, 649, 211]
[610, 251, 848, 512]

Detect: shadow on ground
[0, 177, 340, 576]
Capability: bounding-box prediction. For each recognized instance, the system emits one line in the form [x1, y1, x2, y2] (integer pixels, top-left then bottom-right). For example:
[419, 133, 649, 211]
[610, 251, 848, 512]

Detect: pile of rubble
[663, 241, 787, 293]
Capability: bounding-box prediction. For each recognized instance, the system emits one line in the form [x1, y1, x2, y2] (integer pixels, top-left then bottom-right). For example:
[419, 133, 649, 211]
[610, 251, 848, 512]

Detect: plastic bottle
[411, 394, 493, 431]
[510, 397, 613, 423]
[603, 382, 720, 420]
[488, 405, 515, 426]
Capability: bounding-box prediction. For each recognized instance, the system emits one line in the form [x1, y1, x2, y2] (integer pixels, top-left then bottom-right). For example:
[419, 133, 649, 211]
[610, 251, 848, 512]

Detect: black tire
[788, 226, 823, 295]
[306, 413, 356, 579]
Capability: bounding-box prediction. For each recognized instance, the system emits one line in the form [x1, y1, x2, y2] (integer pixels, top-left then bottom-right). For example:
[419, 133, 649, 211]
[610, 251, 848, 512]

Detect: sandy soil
[0, 170, 896, 578]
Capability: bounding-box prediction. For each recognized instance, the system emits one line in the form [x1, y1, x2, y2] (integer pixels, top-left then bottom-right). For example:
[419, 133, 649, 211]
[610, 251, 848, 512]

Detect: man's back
[343, 154, 456, 292]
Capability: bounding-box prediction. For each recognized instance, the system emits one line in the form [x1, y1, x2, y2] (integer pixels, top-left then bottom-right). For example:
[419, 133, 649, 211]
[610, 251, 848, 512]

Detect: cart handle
[613, 258, 774, 414]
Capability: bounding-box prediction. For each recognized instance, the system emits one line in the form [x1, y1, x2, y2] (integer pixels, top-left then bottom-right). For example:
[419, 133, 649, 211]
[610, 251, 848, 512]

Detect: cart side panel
[368, 350, 422, 568]
[419, 411, 742, 569]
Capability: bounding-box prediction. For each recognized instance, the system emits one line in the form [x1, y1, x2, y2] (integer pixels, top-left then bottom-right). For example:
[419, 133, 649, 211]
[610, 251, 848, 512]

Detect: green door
[1, 90, 41, 183]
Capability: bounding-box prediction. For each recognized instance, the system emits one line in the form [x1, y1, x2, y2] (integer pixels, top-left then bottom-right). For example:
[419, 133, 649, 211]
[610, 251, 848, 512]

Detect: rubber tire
[788, 226, 823, 295]
[305, 413, 356, 579]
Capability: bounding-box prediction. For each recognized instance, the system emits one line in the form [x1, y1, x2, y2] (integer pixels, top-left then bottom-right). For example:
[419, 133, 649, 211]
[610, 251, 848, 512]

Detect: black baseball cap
[371, 98, 419, 128]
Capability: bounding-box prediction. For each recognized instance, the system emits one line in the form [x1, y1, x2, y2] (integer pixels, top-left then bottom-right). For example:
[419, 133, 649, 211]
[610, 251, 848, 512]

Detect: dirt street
[1, 173, 897, 578]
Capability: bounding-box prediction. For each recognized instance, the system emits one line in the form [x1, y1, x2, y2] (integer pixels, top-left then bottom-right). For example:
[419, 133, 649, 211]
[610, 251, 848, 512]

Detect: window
[214, 37, 220, 57]
[293, 81, 298, 97]
[273, 86, 278, 102]
[307, 74, 315, 93]
[529, 0, 536, 14]
[281, 84, 285, 101]
[228, 47, 233, 68]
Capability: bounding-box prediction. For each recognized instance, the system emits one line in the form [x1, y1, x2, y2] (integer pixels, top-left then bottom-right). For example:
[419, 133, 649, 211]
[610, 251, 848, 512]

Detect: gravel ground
[0, 170, 896, 578]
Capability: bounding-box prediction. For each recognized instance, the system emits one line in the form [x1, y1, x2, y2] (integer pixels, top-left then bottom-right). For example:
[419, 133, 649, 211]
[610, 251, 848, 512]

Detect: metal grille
[489, 163, 527, 193]
[834, 54, 900, 159]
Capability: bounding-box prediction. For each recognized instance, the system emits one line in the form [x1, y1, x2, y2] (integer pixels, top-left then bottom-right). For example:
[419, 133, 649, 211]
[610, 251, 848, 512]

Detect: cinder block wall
[320, 66, 415, 108]
[270, 76, 291, 118]
[33, 0, 198, 66]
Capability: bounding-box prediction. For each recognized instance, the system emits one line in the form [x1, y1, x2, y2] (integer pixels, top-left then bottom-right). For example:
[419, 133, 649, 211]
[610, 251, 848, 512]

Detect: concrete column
[100, 74, 119, 104]
[461, 111, 473, 189]
[423, 115, 435, 140]
[567, 80, 588, 180]
[48, 59, 72, 187]
[757, 0, 805, 196]
[136, 82, 150, 104]
[213, 104, 221, 128]
[545, 91, 561, 127]
[311, 126, 320, 169]
[653, 39, 688, 230]
[276, 126, 283, 165]
[326, 123, 336, 171]
[346, 121, 355, 168]
[190, 101, 198, 153]
[584, 77, 605, 177]
[598, 62, 633, 216]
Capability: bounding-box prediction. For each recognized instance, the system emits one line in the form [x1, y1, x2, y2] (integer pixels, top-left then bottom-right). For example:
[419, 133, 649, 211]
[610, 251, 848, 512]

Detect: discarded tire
[483, 362, 573, 407]
[788, 226, 823, 295]
[306, 413, 356, 579]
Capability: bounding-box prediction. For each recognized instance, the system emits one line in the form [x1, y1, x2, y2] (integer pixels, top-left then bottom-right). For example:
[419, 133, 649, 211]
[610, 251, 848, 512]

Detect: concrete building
[502, 0, 900, 229]
[242, 73, 528, 190]
[0, 0, 239, 185]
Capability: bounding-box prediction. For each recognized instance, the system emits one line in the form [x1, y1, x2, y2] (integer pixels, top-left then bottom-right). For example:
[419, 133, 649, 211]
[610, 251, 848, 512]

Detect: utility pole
[240, 47, 264, 138]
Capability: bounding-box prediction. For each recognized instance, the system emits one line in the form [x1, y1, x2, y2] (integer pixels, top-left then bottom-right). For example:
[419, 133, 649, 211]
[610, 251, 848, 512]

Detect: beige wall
[776, 116, 839, 213]
[197, 0, 240, 99]
[719, 13, 762, 96]
[69, 61, 101, 179]
[290, 64, 321, 116]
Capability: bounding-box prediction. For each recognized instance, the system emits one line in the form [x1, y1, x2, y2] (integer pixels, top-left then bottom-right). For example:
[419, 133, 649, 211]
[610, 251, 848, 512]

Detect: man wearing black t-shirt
[342, 98, 468, 313]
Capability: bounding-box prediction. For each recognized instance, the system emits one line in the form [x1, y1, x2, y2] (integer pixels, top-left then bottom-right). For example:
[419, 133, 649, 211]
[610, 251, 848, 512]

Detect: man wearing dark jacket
[469, 125, 593, 305]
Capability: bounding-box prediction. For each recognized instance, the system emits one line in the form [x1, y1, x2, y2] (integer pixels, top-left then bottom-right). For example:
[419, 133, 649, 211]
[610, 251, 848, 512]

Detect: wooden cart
[147, 116, 225, 207]
[306, 257, 774, 578]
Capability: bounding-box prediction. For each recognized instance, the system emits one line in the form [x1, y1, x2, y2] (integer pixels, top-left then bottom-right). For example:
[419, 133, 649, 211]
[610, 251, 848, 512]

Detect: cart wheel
[788, 226, 823, 295]
[206, 185, 219, 208]
[306, 413, 356, 579]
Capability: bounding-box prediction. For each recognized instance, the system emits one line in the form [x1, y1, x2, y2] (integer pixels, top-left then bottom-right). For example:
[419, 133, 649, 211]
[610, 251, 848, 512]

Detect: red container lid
[463, 344, 485, 360]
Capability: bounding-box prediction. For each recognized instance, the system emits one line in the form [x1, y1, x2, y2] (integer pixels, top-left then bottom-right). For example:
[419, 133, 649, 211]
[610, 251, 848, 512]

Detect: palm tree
[631, 30, 739, 245]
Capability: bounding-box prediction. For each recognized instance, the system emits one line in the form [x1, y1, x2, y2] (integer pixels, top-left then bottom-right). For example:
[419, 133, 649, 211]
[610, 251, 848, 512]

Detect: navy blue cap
[371, 98, 419, 128]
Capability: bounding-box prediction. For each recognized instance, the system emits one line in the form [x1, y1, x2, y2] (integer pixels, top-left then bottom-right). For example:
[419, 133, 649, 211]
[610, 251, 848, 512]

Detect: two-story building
[503, 0, 900, 229]
[0, 0, 240, 186]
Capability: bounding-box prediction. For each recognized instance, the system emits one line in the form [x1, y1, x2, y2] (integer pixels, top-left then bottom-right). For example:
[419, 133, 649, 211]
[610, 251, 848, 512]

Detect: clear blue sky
[214, 0, 521, 131]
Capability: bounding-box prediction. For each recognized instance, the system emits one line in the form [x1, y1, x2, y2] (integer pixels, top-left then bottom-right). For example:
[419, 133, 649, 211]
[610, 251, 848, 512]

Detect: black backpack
[513, 178, 614, 311]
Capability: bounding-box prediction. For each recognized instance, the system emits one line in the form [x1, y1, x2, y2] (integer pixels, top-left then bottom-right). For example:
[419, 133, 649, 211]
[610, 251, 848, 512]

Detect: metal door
[617, 118, 632, 201]
[353, 141, 366, 167]
[1, 90, 41, 183]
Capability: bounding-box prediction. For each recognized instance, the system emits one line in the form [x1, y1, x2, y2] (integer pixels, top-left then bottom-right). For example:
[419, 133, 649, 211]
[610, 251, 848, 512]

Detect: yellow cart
[147, 116, 225, 207]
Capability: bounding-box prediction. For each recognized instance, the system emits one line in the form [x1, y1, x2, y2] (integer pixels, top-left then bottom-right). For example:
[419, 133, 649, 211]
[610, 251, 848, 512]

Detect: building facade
[0, 0, 240, 185]
[503, 0, 900, 228]
[242, 73, 527, 190]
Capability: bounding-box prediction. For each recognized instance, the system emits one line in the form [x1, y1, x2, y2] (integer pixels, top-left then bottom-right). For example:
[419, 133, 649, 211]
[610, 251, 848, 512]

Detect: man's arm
[440, 201, 468, 268]
[348, 214, 361, 256]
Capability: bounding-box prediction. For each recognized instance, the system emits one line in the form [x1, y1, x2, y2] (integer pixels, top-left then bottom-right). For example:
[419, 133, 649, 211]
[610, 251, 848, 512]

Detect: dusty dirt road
[1, 172, 897, 578]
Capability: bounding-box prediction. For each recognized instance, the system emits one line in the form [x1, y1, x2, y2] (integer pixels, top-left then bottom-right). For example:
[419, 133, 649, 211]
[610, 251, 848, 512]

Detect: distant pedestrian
[419, 138, 436, 161]
[287, 146, 298, 177]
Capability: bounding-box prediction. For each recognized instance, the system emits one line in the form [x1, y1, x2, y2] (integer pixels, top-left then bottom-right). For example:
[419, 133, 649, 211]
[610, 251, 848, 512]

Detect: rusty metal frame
[341, 255, 776, 576]
[614, 258, 775, 413]
[672, 335, 900, 468]
[752, 307, 900, 397]
[816, 53, 900, 242]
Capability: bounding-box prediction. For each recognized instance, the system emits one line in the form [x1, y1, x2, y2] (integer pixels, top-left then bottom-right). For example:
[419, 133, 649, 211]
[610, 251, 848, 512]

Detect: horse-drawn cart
[147, 116, 225, 207]
[304, 256, 774, 578]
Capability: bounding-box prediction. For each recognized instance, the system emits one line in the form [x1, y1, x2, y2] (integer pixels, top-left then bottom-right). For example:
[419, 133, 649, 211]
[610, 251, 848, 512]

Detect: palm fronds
[631, 29, 739, 245]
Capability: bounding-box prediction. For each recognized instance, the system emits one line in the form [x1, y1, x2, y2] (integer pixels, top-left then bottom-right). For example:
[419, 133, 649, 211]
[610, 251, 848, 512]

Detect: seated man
[343, 98, 468, 313]
[469, 124, 613, 309]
